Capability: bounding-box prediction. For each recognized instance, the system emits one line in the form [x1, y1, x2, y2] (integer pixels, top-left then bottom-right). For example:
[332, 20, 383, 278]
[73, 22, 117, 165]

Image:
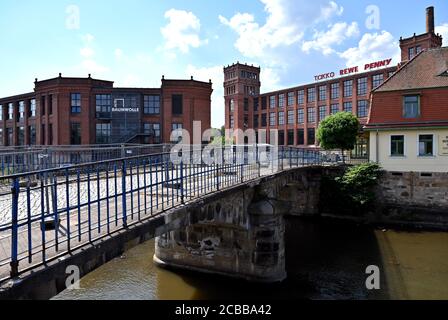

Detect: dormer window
[403, 95, 420, 118]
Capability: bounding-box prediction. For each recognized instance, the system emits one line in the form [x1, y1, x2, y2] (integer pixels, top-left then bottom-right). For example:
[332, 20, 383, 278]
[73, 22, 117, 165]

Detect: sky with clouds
[1, 0, 447, 128]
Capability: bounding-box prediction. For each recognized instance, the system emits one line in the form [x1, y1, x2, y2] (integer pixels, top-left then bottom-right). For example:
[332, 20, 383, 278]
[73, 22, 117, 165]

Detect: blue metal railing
[0, 145, 323, 281]
[0, 144, 172, 177]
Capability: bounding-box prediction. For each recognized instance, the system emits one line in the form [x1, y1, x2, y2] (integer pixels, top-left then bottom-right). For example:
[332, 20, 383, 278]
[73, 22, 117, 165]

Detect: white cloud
[78, 33, 109, 76]
[436, 23, 448, 46]
[161, 9, 207, 54]
[114, 48, 124, 60]
[302, 22, 359, 55]
[219, 0, 344, 58]
[339, 31, 400, 67]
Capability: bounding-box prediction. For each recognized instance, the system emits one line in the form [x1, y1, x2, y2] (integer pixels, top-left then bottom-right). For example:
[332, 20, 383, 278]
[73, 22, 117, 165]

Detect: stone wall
[376, 171, 448, 228]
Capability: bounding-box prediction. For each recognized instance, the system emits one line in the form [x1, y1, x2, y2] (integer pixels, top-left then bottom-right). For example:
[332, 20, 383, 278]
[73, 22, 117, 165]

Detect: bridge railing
[0, 145, 323, 281]
[0, 144, 174, 177]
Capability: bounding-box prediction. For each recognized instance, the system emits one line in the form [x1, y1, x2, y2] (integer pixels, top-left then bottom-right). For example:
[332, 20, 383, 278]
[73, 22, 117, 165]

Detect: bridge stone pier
[154, 167, 324, 282]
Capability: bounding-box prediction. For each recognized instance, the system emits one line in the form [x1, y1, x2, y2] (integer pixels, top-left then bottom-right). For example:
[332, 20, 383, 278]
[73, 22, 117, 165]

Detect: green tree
[317, 112, 359, 163]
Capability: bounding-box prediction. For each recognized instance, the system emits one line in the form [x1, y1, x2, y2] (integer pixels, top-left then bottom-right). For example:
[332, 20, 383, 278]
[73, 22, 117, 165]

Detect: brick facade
[0, 75, 213, 146]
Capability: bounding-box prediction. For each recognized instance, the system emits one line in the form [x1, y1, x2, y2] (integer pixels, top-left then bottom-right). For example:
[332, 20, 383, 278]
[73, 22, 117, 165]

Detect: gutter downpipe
[375, 130, 379, 163]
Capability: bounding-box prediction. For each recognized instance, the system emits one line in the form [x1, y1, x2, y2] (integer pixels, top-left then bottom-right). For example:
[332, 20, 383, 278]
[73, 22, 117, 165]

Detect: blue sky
[1, 0, 447, 128]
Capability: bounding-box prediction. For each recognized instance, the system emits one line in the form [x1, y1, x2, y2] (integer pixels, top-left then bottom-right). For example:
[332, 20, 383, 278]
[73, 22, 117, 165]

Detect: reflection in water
[54, 218, 448, 300]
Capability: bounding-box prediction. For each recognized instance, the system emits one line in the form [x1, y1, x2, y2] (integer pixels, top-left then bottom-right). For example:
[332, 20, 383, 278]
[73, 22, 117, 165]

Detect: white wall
[369, 129, 448, 172]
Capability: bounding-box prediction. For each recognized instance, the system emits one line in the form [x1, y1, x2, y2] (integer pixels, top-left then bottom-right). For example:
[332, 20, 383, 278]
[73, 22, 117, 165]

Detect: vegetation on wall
[320, 163, 383, 215]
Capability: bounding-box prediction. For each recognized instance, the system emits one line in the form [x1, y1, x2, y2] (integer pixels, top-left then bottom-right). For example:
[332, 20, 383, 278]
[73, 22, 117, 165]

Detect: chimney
[426, 6, 435, 34]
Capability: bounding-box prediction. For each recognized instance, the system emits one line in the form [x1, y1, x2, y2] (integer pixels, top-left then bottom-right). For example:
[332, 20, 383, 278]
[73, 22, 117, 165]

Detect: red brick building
[224, 6, 443, 160]
[0, 75, 213, 146]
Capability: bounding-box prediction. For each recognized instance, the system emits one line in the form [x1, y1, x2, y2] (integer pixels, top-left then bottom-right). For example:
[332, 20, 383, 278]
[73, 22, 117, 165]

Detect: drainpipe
[375, 130, 379, 163]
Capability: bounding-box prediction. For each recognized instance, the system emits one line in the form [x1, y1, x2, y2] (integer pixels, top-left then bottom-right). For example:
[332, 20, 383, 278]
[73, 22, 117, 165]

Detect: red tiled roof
[366, 47, 448, 130]
[375, 47, 448, 92]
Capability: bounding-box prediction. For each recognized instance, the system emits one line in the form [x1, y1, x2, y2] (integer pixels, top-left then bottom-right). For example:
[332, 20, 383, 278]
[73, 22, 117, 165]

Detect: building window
[319, 86, 326, 101]
[287, 130, 294, 146]
[403, 95, 420, 118]
[352, 136, 369, 159]
[357, 77, 368, 96]
[297, 129, 305, 145]
[419, 135, 434, 156]
[261, 96, 267, 110]
[30, 99, 36, 117]
[307, 128, 315, 145]
[96, 94, 112, 114]
[96, 123, 111, 144]
[390, 135, 405, 156]
[261, 114, 267, 127]
[297, 90, 305, 105]
[143, 123, 161, 144]
[269, 112, 276, 126]
[307, 88, 316, 103]
[48, 123, 53, 145]
[7, 128, 13, 146]
[29, 125, 36, 145]
[278, 111, 285, 125]
[0, 104, 3, 121]
[278, 94, 285, 108]
[41, 124, 46, 145]
[230, 115, 234, 129]
[229, 99, 235, 112]
[343, 80, 353, 97]
[319, 106, 326, 122]
[270, 96, 276, 109]
[0, 129, 2, 146]
[48, 95, 53, 115]
[357, 100, 369, 118]
[287, 92, 294, 106]
[41, 96, 46, 115]
[18, 101, 25, 121]
[171, 123, 183, 142]
[331, 83, 339, 99]
[343, 101, 353, 113]
[278, 130, 285, 146]
[254, 115, 259, 128]
[372, 74, 384, 88]
[70, 122, 81, 145]
[172, 95, 183, 115]
[298, 108, 304, 124]
[287, 110, 294, 124]
[307, 107, 316, 123]
[71, 93, 81, 113]
[8, 103, 14, 120]
[330, 104, 339, 115]
[388, 71, 395, 78]
[416, 46, 422, 54]
[17, 127, 25, 146]
[244, 98, 249, 112]
[254, 98, 259, 111]
[409, 47, 415, 60]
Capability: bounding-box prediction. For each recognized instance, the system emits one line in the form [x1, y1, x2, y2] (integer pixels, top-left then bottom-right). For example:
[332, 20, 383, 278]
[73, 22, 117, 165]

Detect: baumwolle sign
[314, 58, 393, 81]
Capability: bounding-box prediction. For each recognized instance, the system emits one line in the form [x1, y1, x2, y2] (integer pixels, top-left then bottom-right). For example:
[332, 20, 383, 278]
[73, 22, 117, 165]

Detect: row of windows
[250, 101, 369, 127]
[263, 73, 388, 108]
[0, 99, 37, 121]
[0, 126, 37, 146]
[390, 134, 435, 157]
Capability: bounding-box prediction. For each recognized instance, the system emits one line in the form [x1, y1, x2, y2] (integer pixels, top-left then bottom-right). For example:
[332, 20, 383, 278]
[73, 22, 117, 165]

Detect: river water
[54, 218, 448, 300]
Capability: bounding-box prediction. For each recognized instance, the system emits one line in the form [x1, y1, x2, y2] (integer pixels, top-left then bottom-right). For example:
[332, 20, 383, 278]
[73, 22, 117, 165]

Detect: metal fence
[0, 144, 173, 176]
[0, 145, 323, 281]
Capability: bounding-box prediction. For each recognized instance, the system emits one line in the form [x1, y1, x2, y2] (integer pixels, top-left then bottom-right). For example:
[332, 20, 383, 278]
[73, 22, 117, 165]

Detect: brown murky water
[54, 218, 448, 300]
